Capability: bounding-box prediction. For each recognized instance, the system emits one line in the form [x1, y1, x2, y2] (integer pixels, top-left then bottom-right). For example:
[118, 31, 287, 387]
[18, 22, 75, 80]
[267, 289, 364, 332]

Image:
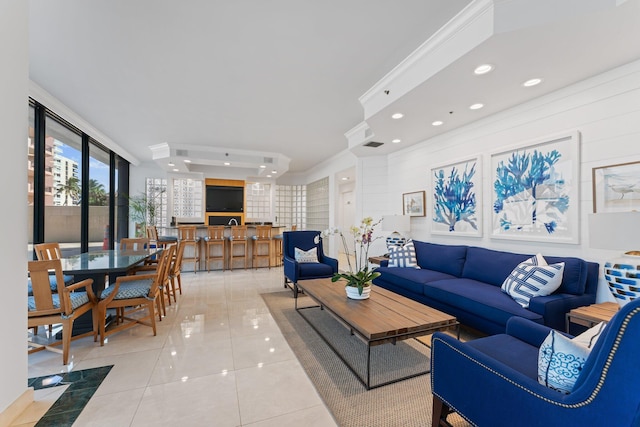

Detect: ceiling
[28, 0, 640, 181]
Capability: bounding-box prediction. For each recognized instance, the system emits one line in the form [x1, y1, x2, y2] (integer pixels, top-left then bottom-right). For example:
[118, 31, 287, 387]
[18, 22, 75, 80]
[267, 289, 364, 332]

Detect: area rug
[261, 291, 473, 427]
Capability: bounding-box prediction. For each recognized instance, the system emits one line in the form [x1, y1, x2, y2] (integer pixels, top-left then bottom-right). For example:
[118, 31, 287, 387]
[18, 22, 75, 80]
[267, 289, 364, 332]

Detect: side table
[368, 256, 389, 266]
[565, 302, 619, 333]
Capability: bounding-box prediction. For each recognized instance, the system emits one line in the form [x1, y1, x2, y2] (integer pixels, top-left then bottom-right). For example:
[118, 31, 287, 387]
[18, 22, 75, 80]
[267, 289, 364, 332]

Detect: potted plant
[326, 217, 382, 299]
[128, 188, 165, 237]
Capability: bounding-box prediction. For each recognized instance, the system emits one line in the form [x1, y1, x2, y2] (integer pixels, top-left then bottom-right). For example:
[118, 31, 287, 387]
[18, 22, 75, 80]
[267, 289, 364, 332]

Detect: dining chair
[93, 245, 175, 346]
[146, 225, 178, 249]
[28, 259, 98, 365]
[119, 237, 151, 253]
[251, 225, 272, 269]
[203, 225, 226, 271]
[178, 225, 201, 272]
[32, 242, 75, 335]
[227, 225, 248, 270]
[95, 244, 175, 346]
[127, 242, 176, 316]
[168, 240, 186, 300]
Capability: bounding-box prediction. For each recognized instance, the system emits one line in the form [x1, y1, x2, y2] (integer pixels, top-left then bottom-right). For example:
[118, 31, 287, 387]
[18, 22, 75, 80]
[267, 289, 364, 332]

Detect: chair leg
[432, 396, 453, 427]
[61, 318, 72, 365]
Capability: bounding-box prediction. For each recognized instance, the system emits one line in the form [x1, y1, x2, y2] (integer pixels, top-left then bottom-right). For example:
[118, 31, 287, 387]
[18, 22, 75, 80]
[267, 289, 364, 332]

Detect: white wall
[370, 59, 640, 303]
[0, 0, 30, 418]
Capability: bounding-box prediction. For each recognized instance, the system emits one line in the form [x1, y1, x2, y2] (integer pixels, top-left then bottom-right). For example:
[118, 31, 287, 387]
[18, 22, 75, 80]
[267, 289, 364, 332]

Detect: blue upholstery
[100, 279, 154, 300]
[372, 240, 598, 334]
[27, 273, 74, 295]
[431, 300, 640, 427]
[283, 231, 338, 296]
[28, 291, 90, 312]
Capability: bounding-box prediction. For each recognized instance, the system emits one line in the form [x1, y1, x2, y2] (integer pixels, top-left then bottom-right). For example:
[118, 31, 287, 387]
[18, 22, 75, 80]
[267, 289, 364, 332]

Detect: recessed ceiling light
[259, 165, 266, 169]
[183, 159, 191, 163]
[392, 139, 401, 144]
[271, 170, 277, 174]
[266, 175, 272, 178]
[432, 120, 444, 126]
[224, 162, 230, 166]
[341, 177, 349, 181]
[469, 103, 484, 110]
[474, 64, 494, 75]
[523, 78, 543, 87]
[172, 168, 179, 172]
[167, 162, 175, 167]
[391, 113, 404, 119]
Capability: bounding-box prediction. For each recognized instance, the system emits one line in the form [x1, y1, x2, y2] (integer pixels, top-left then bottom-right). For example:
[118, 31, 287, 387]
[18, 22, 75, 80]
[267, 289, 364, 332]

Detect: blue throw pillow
[501, 253, 564, 308]
[387, 240, 419, 268]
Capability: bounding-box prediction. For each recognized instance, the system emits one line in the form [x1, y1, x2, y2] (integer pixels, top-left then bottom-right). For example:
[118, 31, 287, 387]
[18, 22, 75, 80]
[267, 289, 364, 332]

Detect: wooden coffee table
[294, 278, 458, 389]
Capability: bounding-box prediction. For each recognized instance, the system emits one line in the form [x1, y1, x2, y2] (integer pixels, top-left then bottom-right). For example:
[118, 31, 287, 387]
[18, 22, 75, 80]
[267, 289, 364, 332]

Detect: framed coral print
[592, 160, 640, 213]
[430, 156, 482, 237]
[490, 131, 580, 244]
[403, 191, 425, 217]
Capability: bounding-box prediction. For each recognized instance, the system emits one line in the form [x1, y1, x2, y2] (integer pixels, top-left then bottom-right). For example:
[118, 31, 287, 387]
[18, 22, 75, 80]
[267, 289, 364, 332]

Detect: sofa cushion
[387, 240, 418, 268]
[466, 334, 539, 380]
[462, 247, 531, 286]
[501, 254, 564, 308]
[543, 256, 587, 295]
[413, 241, 467, 277]
[424, 278, 544, 326]
[374, 267, 457, 295]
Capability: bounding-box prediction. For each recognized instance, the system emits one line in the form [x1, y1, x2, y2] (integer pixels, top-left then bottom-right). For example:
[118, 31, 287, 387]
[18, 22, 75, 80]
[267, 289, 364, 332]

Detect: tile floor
[18, 267, 338, 427]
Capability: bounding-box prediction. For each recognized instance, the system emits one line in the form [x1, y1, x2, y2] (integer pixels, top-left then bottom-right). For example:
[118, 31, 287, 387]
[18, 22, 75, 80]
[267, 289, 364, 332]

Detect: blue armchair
[431, 299, 640, 427]
[283, 230, 338, 297]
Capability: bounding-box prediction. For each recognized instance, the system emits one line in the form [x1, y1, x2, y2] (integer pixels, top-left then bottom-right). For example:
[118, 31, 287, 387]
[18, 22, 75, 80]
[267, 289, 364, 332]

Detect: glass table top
[59, 249, 162, 274]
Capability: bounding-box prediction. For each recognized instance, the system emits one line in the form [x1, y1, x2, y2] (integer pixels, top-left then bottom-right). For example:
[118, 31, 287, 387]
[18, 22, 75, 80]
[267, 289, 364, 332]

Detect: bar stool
[251, 225, 272, 269]
[204, 226, 226, 271]
[227, 225, 248, 270]
[273, 233, 283, 267]
[178, 225, 201, 272]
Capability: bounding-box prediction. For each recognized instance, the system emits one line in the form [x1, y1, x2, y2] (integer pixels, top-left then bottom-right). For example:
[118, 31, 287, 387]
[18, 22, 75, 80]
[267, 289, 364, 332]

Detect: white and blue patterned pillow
[387, 240, 418, 268]
[501, 253, 564, 308]
[294, 247, 319, 263]
[538, 322, 606, 394]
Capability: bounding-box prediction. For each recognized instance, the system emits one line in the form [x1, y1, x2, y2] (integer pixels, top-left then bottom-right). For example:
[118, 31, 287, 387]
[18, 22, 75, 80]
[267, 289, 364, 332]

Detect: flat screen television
[206, 185, 244, 212]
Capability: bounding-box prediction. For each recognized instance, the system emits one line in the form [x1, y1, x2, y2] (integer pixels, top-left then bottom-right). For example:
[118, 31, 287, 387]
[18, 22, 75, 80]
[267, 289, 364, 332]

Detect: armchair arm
[320, 255, 338, 272]
[97, 274, 156, 306]
[60, 278, 97, 315]
[283, 255, 299, 282]
[528, 293, 596, 330]
[505, 316, 555, 347]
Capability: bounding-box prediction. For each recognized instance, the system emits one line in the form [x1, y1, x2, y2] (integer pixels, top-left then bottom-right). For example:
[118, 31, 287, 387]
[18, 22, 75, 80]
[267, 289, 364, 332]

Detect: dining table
[59, 248, 163, 337]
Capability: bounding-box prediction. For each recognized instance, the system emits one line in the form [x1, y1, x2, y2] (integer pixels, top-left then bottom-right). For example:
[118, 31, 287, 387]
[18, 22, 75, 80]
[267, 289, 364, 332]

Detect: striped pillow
[501, 253, 564, 308]
[387, 240, 419, 268]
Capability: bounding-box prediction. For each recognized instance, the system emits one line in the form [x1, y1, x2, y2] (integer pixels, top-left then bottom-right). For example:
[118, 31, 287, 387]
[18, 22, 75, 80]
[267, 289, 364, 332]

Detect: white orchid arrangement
[323, 217, 382, 295]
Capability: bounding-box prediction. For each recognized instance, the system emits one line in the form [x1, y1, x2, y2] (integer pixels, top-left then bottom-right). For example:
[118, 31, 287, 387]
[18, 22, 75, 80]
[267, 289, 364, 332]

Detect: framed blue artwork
[430, 156, 482, 237]
[490, 130, 580, 244]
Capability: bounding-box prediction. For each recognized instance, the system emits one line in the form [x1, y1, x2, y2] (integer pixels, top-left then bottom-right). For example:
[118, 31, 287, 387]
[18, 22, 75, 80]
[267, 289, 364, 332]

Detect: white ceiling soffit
[350, 0, 640, 157]
[150, 143, 291, 179]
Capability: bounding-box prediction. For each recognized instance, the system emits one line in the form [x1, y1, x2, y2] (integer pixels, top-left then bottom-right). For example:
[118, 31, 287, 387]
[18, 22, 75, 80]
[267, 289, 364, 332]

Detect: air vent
[363, 141, 384, 148]
[176, 149, 188, 156]
[263, 157, 274, 164]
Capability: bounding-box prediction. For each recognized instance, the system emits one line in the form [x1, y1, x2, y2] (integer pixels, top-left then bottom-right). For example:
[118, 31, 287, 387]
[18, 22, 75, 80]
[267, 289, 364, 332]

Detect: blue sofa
[372, 241, 598, 335]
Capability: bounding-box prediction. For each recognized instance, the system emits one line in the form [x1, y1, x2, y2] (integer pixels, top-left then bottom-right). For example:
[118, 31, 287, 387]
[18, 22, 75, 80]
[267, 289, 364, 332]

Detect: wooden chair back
[230, 225, 248, 240]
[207, 226, 226, 241]
[34, 242, 64, 261]
[146, 225, 159, 241]
[254, 225, 272, 240]
[29, 259, 66, 316]
[119, 238, 151, 253]
[178, 225, 198, 241]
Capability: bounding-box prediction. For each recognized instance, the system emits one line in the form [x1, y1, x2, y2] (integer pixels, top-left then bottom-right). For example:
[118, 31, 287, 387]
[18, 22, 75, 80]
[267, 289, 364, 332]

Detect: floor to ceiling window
[28, 99, 130, 257]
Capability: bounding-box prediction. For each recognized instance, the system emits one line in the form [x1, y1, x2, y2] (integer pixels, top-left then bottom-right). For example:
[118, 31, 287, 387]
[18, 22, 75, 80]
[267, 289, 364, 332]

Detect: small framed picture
[592, 160, 640, 213]
[403, 191, 426, 217]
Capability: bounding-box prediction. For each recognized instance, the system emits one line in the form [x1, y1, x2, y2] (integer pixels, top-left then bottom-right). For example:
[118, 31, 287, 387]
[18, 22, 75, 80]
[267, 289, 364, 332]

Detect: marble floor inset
[18, 267, 337, 427]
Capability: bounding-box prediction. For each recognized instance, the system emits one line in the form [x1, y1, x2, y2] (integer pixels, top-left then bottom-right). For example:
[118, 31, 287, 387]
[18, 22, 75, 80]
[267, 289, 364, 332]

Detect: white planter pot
[346, 285, 371, 300]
